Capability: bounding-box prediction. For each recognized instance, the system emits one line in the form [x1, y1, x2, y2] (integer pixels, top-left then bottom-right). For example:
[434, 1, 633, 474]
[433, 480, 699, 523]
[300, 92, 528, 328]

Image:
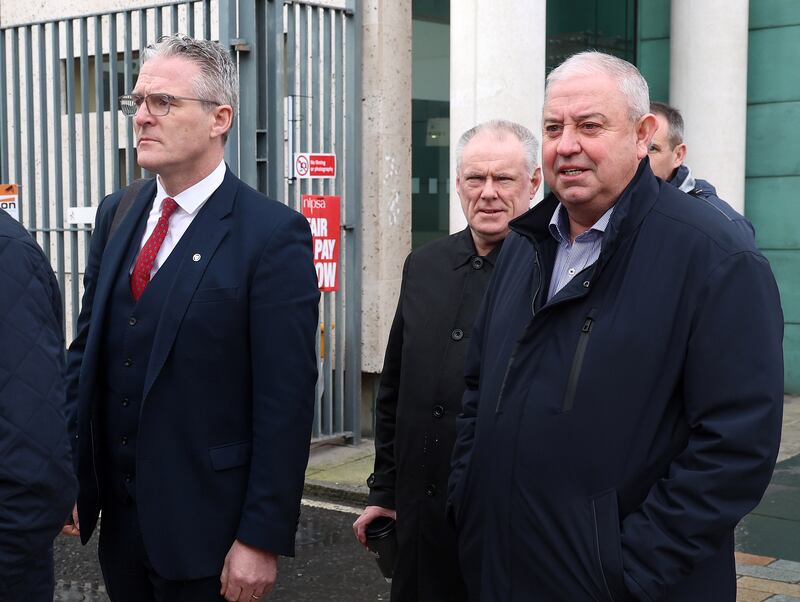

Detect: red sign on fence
[301, 194, 341, 292]
[294, 153, 336, 179]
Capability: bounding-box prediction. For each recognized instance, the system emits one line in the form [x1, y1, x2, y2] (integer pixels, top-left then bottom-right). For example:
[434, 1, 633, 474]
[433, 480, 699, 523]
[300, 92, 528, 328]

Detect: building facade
[1, 0, 796, 429]
[413, 0, 798, 393]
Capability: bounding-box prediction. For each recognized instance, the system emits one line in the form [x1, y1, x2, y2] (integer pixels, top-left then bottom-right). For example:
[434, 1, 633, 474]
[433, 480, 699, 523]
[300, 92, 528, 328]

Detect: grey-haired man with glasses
[65, 34, 319, 602]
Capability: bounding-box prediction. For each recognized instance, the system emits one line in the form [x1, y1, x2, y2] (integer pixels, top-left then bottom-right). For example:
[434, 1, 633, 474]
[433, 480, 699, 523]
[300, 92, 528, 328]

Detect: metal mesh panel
[0, 0, 360, 441]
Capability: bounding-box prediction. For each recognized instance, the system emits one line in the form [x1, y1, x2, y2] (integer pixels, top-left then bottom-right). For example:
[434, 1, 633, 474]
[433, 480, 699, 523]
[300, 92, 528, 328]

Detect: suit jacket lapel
[79, 181, 156, 405]
[142, 169, 238, 401]
[94, 181, 157, 309]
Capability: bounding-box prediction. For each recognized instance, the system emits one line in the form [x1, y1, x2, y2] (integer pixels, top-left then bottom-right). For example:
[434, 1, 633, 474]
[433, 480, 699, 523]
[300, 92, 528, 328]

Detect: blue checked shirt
[547, 203, 615, 301]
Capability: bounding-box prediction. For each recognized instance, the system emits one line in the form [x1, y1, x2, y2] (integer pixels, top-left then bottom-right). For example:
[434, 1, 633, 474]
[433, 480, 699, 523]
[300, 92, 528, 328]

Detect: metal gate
[0, 0, 361, 441]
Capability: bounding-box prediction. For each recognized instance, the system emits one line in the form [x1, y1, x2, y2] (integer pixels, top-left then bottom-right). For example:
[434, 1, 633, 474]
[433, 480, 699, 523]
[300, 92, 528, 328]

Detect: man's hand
[61, 504, 80, 537]
[220, 540, 277, 601]
[352, 505, 396, 547]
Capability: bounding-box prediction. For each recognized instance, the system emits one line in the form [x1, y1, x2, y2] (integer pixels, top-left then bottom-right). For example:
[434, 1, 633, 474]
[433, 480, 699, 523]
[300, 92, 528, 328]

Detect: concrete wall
[448, 0, 546, 233]
[359, 0, 412, 373]
[671, 0, 749, 211]
[1, 0, 142, 26]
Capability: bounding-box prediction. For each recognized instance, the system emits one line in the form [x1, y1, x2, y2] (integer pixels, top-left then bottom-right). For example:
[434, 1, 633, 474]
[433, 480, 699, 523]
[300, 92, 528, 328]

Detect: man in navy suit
[65, 34, 319, 601]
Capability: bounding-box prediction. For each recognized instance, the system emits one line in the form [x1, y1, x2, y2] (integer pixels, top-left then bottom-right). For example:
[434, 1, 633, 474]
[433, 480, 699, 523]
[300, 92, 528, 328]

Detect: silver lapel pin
[192, 253, 202, 262]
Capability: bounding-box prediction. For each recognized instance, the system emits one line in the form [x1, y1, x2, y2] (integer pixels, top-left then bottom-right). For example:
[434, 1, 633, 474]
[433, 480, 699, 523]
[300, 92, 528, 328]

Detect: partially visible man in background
[353, 120, 541, 601]
[0, 209, 76, 601]
[648, 100, 754, 238]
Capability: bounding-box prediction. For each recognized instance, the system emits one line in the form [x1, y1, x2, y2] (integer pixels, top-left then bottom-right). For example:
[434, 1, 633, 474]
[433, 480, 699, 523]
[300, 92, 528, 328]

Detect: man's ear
[635, 113, 658, 160]
[672, 142, 687, 169]
[529, 166, 542, 198]
[210, 104, 234, 140]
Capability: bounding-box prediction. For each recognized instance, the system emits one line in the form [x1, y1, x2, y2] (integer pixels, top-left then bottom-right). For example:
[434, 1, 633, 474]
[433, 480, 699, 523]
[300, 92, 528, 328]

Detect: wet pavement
[54, 500, 389, 601]
[53, 396, 800, 600]
[736, 453, 800, 562]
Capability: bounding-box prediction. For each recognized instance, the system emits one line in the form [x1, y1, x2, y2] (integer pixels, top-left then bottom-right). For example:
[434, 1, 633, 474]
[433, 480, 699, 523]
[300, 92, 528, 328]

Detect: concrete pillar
[449, 0, 547, 233]
[360, 0, 412, 373]
[670, 1, 749, 212]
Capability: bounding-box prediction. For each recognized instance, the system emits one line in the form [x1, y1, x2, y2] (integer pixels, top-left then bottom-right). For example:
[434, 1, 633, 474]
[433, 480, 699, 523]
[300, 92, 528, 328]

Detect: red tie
[130, 197, 179, 301]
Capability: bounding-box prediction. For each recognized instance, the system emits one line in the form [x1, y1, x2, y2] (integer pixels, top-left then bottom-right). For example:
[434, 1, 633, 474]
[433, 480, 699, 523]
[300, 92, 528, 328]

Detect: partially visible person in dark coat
[0, 209, 77, 601]
[648, 101, 755, 239]
[448, 52, 783, 602]
[352, 119, 542, 601]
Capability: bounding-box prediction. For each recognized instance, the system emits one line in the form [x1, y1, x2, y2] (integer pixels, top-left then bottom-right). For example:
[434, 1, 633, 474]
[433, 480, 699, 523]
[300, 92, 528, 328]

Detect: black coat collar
[449, 226, 504, 270]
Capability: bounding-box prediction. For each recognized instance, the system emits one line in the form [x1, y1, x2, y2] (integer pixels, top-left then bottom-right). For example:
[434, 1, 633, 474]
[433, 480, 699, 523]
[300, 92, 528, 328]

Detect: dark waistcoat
[99, 211, 190, 504]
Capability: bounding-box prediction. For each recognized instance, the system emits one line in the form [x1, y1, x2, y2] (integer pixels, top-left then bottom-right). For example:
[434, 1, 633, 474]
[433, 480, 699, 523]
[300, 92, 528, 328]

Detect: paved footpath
[732, 396, 800, 601]
[53, 396, 800, 600]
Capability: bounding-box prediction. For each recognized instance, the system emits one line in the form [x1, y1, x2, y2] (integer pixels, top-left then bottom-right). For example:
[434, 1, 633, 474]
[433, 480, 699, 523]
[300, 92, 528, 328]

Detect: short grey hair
[456, 120, 539, 177]
[142, 34, 238, 135]
[545, 51, 650, 123]
[650, 101, 685, 148]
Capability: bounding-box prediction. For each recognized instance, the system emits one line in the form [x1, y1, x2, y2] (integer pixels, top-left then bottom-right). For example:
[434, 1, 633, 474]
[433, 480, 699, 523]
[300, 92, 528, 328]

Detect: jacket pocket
[591, 489, 629, 602]
[562, 308, 597, 412]
[192, 286, 239, 303]
[209, 440, 251, 471]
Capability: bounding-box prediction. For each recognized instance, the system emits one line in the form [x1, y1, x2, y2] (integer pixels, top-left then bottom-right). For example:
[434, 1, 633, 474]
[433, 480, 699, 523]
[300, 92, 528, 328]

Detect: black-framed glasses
[118, 93, 221, 117]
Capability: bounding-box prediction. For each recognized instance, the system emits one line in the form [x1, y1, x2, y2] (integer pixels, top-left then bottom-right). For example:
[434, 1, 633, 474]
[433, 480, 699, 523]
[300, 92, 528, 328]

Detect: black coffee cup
[365, 516, 397, 581]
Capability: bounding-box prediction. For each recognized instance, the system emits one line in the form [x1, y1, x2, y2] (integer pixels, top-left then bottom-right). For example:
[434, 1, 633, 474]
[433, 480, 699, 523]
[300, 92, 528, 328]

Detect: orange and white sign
[0, 184, 19, 221]
[301, 194, 341, 292]
[294, 153, 336, 179]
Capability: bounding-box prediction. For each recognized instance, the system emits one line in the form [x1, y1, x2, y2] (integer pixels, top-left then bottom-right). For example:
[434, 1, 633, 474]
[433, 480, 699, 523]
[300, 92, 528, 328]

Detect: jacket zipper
[496, 251, 543, 414]
[562, 309, 597, 412]
[530, 252, 541, 317]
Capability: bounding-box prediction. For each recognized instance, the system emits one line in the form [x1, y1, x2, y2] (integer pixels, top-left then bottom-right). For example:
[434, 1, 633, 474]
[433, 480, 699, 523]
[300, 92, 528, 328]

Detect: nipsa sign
[301, 194, 341, 292]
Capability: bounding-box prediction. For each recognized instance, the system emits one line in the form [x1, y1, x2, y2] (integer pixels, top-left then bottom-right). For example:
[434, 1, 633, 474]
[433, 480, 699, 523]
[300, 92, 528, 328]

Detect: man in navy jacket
[0, 209, 76, 600]
[647, 101, 754, 240]
[65, 35, 319, 601]
[448, 52, 783, 601]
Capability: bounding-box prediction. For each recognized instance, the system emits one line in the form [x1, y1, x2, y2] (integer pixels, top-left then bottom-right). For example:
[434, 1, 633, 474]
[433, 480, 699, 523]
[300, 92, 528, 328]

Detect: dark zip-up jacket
[668, 164, 755, 241]
[448, 162, 784, 601]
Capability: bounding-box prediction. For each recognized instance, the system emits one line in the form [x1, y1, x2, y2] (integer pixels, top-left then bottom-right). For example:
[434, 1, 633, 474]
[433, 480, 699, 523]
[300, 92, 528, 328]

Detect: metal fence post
[344, 0, 362, 443]
[220, 0, 240, 174]
[237, 0, 257, 188]
[266, 0, 285, 201]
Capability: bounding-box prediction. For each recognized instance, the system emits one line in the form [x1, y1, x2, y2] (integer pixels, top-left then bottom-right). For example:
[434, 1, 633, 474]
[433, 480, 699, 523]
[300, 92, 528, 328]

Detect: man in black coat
[353, 120, 541, 601]
[0, 209, 77, 600]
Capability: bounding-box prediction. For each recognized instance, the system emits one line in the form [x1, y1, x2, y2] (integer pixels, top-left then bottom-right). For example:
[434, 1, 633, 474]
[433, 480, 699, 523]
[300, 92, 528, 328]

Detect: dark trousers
[0, 545, 54, 602]
[98, 500, 224, 602]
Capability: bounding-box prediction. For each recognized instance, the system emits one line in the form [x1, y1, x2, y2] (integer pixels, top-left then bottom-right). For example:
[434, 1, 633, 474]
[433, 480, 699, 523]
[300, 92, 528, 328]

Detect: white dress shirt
[132, 160, 226, 277]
